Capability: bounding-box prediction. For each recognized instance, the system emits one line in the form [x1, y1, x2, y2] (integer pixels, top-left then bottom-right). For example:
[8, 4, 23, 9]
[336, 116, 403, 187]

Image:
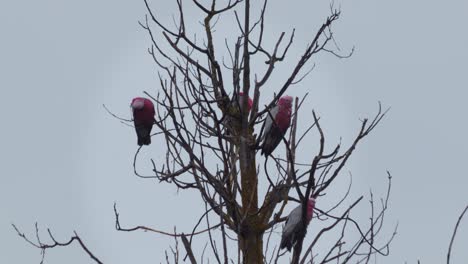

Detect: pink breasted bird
[260, 95, 293, 156]
[223, 92, 253, 134]
[238, 91, 253, 112]
[131, 97, 155, 146]
[280, 197, 316, 251]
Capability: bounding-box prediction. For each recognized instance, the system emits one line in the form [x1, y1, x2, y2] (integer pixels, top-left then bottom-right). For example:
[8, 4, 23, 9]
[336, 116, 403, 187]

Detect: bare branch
[447, 204, 468, 264]
[12, 223, 103, 264]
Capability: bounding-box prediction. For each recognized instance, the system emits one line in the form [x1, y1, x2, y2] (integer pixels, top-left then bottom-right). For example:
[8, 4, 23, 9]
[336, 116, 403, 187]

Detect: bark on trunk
[238, 0, 264, 262]
[240, 231, 263, 263]
[239, 136, 264, 264]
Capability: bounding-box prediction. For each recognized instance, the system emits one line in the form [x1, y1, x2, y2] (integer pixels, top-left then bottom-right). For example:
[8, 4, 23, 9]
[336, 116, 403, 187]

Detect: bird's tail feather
[138, 135, 151, 146]
[280, 237, 292, 251]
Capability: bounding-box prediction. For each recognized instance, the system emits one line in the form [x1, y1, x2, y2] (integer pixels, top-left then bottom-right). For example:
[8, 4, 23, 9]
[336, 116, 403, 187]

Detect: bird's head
[278, 95, 293, 109]
[306, 197, 316, 222]
[131, 97, 145, 110]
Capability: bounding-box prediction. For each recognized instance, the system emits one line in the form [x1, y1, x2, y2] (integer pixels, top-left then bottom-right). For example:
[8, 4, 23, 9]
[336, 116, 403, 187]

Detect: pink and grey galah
[223, 92, 253, 134]
[238, 91, 253, 112]
[280, 197, 316, 251]
[260, 95, 293, 156]
[131, 97, 155, 146]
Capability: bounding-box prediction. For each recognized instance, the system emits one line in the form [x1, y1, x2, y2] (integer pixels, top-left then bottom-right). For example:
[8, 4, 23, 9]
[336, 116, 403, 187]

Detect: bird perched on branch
[238, 91, 253, 112]
[223, 91, 253, 135]
[260, 95, 293, 156]
[131, 97, 155, 146]
[280, 197, 316, 251]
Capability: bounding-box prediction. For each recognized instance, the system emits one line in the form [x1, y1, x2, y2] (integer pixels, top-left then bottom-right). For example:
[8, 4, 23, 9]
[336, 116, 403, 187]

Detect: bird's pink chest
[134, 108, 154, 124]
[275, 109, 291, 131]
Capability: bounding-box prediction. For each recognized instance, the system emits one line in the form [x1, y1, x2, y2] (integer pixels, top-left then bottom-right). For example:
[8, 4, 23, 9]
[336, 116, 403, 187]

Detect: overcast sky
[1, 0, 468, 263]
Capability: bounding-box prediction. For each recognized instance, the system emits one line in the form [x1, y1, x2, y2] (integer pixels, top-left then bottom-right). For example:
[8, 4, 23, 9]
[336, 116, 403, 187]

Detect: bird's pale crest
[131, 98, 145, 110]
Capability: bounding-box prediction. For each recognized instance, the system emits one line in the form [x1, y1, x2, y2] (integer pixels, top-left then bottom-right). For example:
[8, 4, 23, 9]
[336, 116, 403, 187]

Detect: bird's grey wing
[282, 205, 302, 236]
[260, 105, 279, 142]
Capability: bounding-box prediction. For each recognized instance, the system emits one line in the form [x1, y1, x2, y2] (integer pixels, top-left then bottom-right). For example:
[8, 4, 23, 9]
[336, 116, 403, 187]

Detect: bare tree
[14, 1, 398, 263]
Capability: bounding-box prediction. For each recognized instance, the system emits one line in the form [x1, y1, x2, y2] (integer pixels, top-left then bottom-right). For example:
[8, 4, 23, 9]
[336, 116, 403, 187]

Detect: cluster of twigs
[12, 223, 103, 264]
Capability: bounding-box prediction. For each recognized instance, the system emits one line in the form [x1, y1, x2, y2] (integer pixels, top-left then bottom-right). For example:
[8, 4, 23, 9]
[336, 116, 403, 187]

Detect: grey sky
[1, 0, 467, 263]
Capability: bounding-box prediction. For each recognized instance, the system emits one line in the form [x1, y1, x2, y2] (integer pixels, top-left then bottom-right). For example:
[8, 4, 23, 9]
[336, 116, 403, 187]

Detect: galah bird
[280, 197, 316, 251]
[131, 97, 155, 146]
[238, 91, 253, 112]
[260, 95, 293, 156]
[223, 92, 253, 134]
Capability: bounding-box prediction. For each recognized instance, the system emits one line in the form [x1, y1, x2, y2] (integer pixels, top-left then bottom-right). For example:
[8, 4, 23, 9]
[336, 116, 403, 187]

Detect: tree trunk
[238, 0, 264, 262]
[239, 142, 264, 264]
[240, 230, 263, 263]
